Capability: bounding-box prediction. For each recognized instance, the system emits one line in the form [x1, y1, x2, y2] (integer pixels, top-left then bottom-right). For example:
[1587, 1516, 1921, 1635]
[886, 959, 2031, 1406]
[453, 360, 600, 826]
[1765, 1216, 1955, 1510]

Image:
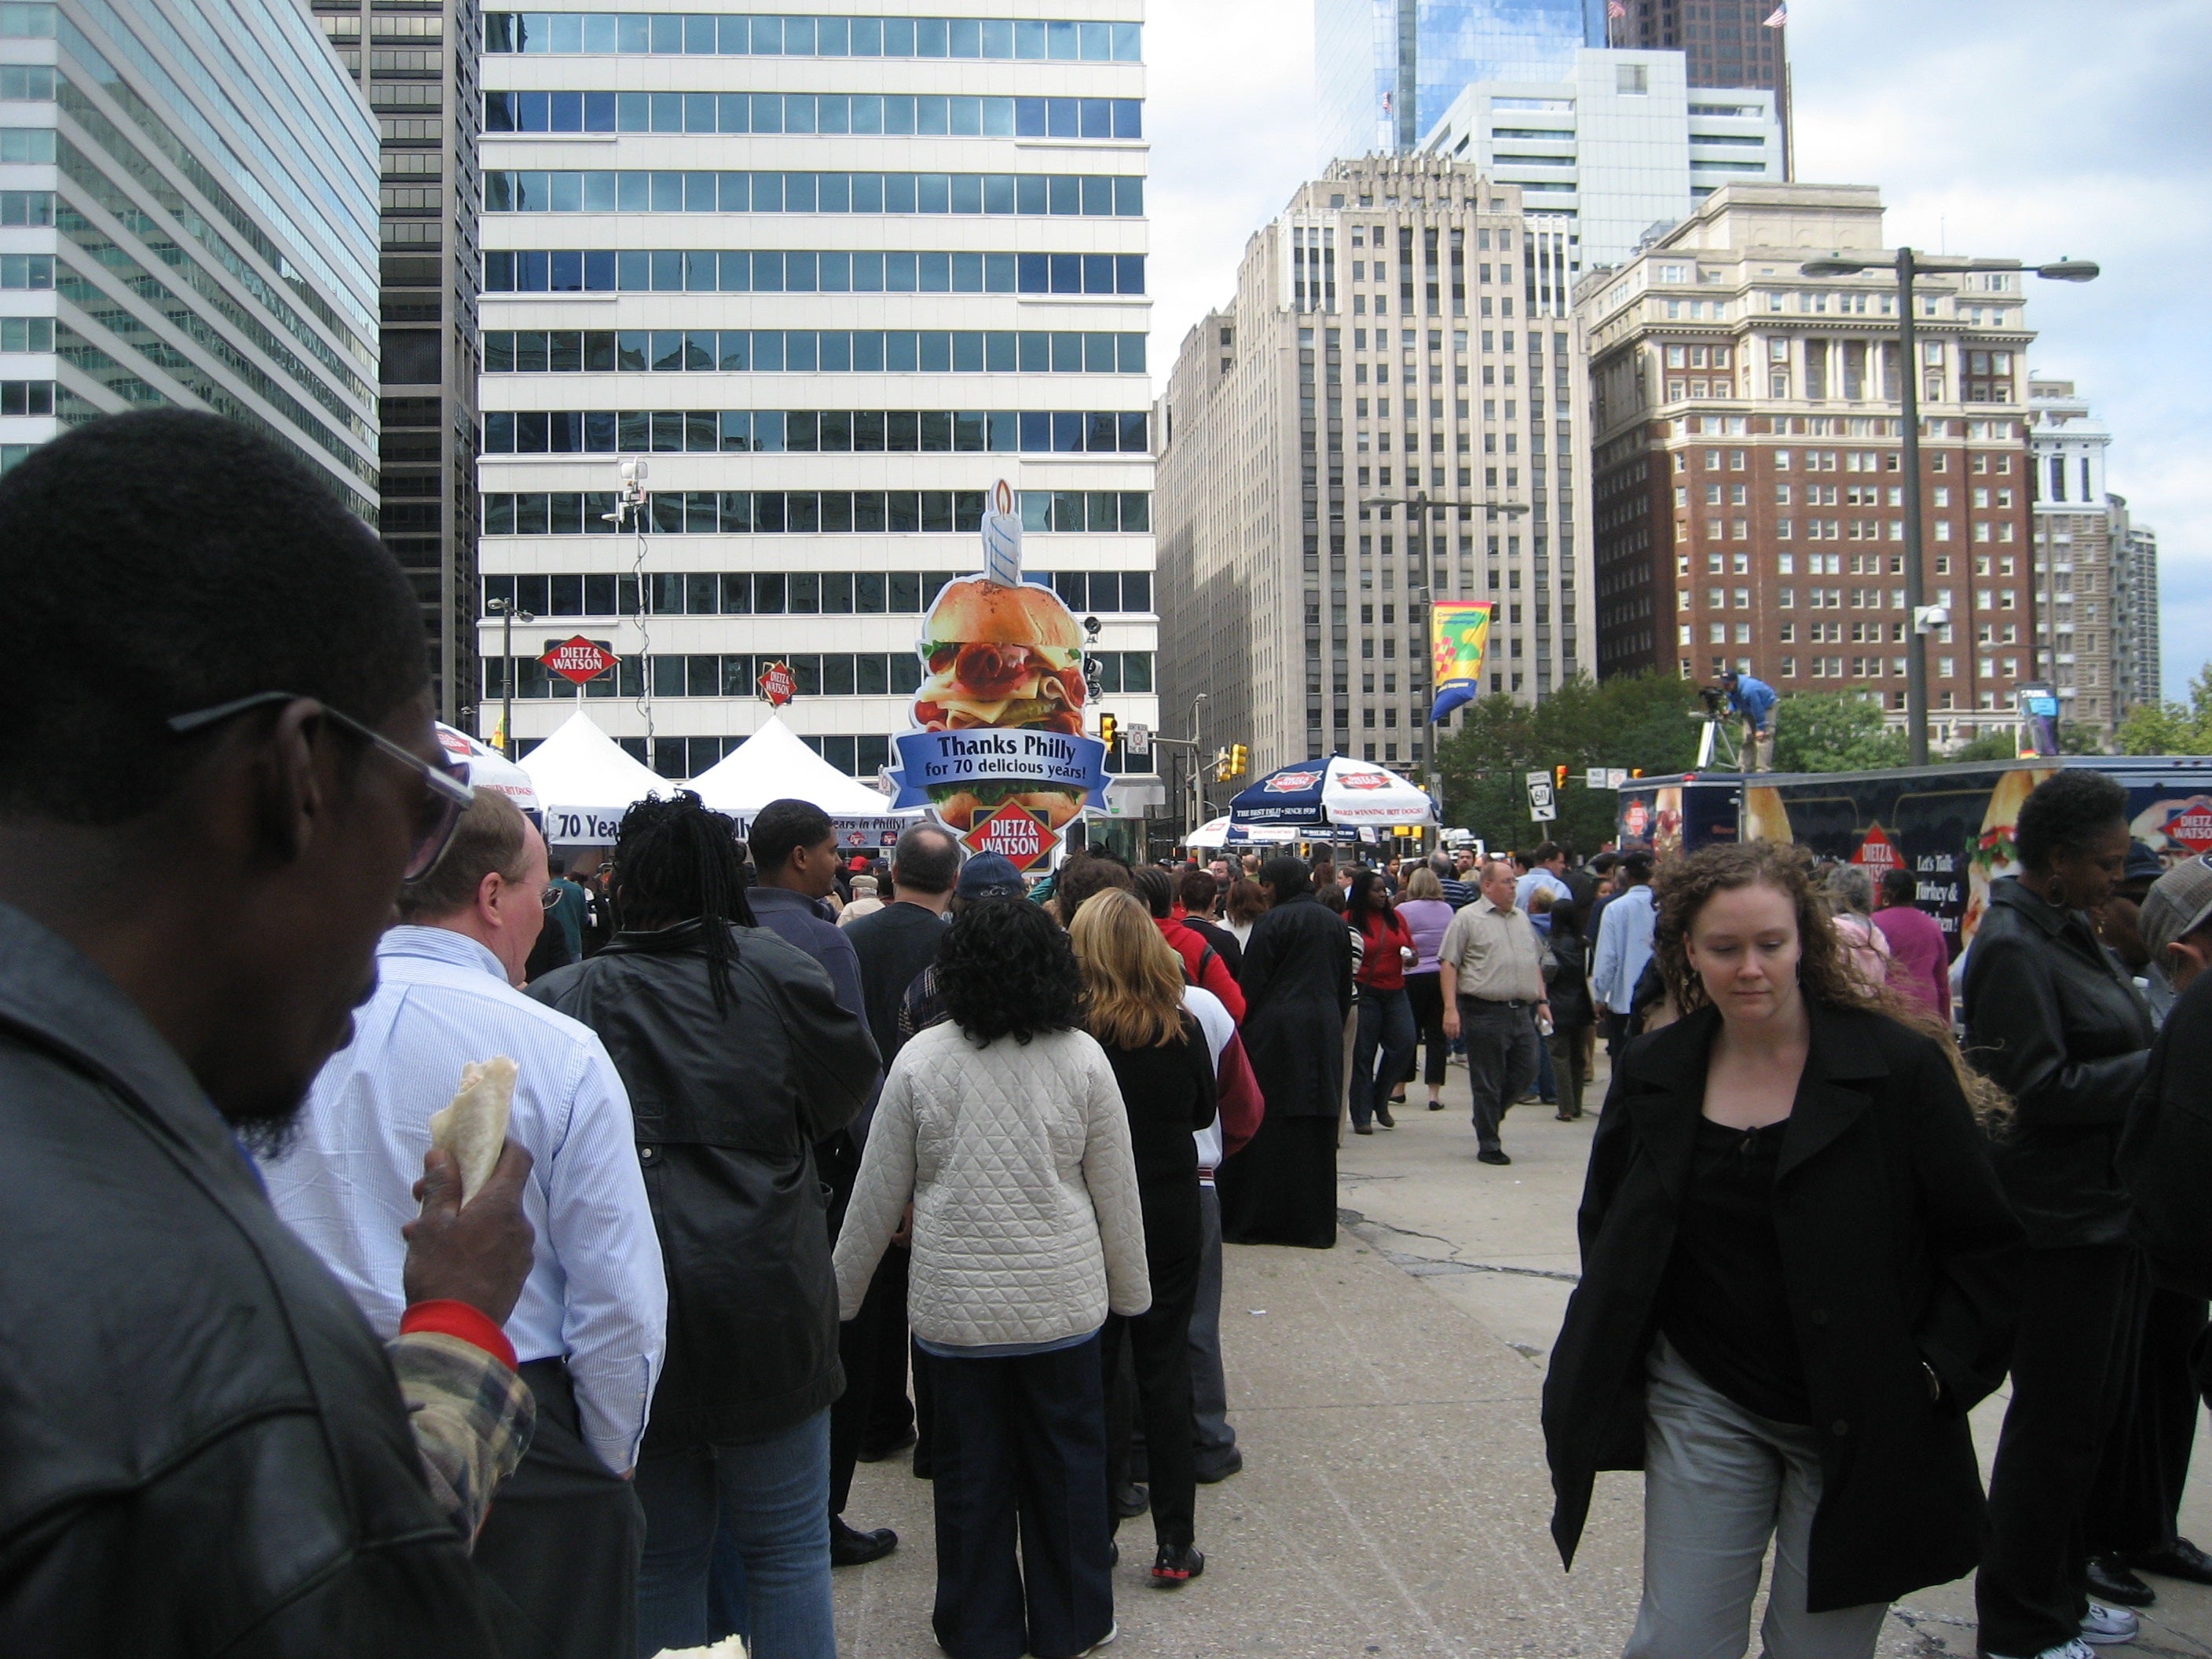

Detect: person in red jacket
[1132, 867, 1246, 1022]
[1346, 869, 1418, 1133]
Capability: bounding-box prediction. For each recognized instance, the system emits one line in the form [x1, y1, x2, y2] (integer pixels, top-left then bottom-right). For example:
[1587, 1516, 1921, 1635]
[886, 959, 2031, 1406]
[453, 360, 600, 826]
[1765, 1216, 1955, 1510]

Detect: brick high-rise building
[1156, 152, 1593, 788]
[1578, 183, 2039, 749]
[1607, 0, 1789, 174]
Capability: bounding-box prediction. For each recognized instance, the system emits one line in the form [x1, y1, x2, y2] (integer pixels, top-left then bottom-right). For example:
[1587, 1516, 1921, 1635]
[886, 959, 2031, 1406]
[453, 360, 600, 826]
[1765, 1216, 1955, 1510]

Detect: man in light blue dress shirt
[262, 790, 667, 1659]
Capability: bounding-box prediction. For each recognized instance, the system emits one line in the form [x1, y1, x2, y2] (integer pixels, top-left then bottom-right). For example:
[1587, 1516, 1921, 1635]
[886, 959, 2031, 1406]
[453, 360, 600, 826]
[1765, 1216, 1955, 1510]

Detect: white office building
[0, 0, 380, 515]
[477, 1, 1161, 829]
[1421, 47, 1781, 269]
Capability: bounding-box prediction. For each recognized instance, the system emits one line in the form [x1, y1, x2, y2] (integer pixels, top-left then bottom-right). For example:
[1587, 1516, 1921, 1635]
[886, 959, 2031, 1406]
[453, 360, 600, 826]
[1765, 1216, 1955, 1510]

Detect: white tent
[516, 711, 671, 844]
[690, 715, 914, 839]
[436, 723, 540, 815]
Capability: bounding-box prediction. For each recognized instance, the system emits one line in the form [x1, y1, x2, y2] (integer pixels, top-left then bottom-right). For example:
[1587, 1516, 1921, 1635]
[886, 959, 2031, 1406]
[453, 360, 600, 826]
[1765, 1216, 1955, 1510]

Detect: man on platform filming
[1717, 671, 1777, 772]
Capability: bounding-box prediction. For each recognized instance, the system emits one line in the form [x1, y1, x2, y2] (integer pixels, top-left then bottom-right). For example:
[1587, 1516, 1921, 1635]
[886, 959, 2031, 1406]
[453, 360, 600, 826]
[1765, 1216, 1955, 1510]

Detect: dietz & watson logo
[1264, 771, 1320, 793]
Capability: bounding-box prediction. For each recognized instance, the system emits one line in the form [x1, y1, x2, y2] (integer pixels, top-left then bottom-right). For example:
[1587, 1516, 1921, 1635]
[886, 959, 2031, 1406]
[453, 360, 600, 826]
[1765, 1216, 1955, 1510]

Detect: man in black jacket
[2096, 855, 2212, 1604]
[1966, 768, 2158, 1659]
[0, 412, 538, 1655]
[531, 793, 878, 1657]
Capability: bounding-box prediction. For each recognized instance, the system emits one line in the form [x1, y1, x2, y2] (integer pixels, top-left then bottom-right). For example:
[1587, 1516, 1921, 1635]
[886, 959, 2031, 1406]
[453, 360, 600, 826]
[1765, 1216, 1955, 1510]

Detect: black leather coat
[1544, 1002, 2022, 1613]
[1962, 876, 2155, 1248]
[0, 904, 500, 1655]
[529, 921, 877, 1447]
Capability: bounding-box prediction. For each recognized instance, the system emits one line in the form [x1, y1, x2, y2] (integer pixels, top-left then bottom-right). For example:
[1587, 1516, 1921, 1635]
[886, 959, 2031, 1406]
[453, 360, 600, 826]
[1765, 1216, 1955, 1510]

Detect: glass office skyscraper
[0, 0, 379, 515]
[1313, 0, 1602, 164]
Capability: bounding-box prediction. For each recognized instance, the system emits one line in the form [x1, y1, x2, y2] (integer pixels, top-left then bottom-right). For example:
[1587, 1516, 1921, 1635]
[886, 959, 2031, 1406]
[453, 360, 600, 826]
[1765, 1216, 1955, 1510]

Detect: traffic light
[1631, 767, 1644, 779]
[1213, 745, 1232, 782]
[1230, 743, 1249, 778]
[1098, 713, 1117, 747]
[1555, 764, 1569, 791]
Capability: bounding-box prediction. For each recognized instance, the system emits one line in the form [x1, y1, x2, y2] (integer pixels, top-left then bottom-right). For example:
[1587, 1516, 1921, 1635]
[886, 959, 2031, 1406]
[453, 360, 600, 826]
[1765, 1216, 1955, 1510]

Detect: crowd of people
[6, 413, 2212, 1659]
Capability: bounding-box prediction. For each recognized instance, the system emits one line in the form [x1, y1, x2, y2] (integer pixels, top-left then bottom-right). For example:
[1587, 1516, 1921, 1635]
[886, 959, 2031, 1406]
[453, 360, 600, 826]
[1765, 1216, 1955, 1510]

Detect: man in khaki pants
[1439, 859, 1550, 1166]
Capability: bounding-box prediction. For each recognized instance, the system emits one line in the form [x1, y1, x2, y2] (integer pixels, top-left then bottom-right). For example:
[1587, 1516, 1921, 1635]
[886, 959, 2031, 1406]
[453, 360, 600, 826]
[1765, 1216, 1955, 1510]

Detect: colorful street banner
[1428, 600, 1495, 724]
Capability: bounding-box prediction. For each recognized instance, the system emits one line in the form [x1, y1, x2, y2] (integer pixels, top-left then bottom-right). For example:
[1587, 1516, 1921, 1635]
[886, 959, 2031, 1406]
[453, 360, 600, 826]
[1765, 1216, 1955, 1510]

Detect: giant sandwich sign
[886, 481, 1109, 866]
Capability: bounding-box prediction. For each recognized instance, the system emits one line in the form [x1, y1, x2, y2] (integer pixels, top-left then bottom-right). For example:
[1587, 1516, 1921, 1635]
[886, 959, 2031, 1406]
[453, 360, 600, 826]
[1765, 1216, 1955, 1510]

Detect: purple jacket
[1873, 902, 1950, 1024]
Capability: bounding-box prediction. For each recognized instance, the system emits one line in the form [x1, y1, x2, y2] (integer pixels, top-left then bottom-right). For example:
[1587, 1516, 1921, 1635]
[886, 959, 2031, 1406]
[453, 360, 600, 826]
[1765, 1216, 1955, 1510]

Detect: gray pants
[1625, 1337, 1889, 1659]
[1188, 1183, 1237, 1473]
[1459, 997, 1541, 1155]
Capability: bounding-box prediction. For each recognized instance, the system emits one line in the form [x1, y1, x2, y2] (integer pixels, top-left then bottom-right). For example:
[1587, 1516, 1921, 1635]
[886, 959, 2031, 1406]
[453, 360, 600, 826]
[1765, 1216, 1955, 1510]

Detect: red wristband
[400, 1300, 517, 1370]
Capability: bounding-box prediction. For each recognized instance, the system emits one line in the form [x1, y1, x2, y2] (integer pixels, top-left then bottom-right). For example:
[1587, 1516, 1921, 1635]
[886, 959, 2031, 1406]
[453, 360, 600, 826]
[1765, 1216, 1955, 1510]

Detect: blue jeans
[1349, 986, 1416, 1129]
[635, 1408, 834, 1659]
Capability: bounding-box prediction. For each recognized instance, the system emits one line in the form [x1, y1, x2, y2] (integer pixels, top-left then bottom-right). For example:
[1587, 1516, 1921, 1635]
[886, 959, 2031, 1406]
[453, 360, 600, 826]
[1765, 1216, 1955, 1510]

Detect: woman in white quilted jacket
[833, 898, 1151, 1659]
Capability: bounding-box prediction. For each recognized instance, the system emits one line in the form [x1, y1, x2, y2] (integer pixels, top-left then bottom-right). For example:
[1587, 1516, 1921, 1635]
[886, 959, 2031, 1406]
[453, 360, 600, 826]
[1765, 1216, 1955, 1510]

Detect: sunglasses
[166, 691, 475, 882]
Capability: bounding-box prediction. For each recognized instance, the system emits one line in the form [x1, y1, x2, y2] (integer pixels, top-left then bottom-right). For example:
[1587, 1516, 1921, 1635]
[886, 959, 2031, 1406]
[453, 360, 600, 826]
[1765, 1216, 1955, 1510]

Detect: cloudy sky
[1144, 0, 2210, 701]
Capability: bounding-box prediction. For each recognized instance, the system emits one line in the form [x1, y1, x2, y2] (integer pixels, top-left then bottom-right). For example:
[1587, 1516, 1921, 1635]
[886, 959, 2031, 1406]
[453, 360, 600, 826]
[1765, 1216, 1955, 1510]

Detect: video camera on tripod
[1690, 682, 1742, 769]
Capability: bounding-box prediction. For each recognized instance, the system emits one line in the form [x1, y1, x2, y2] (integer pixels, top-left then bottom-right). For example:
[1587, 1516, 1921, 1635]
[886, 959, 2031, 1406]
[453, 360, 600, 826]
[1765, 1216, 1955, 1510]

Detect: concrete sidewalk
[1334, 1078, 2212, 1659]
[832, 1226, 1646, 1657]
[831, 1072, 2212, 1657]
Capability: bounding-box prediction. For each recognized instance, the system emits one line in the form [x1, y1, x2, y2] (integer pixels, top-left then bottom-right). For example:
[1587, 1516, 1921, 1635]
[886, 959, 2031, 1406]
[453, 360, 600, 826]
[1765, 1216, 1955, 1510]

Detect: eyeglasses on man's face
[165, 691, 474, 882]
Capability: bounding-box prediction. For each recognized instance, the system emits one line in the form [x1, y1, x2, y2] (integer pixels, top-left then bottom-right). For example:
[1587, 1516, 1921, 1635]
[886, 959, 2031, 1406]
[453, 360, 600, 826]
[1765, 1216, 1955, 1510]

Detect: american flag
[1763, 3, 1787, 24]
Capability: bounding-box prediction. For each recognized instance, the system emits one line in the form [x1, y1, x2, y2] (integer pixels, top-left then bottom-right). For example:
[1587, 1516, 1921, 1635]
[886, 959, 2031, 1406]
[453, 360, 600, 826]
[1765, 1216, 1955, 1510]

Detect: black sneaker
[2132, 1536, 2212, 1587]
[1115, 1481, 1150, 1518]
[1477, 1148, 1512, 1166]
[1152, 1544, 1205, 1586]
[2088, 1554, 2155, 1607]
[1375, 1101, 1397, 1129]
[830, 1517, 898, 1566]
[1194, 1448, 1243, 1484]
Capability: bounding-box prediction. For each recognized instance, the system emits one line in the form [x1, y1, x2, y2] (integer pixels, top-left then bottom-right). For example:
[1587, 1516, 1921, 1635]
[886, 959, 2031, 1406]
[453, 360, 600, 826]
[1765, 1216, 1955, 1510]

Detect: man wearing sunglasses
[0, 411, 539, 1652]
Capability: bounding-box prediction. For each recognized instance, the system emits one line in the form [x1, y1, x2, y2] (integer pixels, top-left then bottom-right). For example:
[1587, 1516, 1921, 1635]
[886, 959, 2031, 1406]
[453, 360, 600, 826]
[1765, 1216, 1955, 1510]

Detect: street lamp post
[484, 596, 535, 758]
[1800, 251, 2097, 765]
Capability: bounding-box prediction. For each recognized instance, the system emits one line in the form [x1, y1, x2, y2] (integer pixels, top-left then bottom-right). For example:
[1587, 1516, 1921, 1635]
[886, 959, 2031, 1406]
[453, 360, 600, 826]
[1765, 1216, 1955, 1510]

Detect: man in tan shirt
[1441, 860, 1551, 1166]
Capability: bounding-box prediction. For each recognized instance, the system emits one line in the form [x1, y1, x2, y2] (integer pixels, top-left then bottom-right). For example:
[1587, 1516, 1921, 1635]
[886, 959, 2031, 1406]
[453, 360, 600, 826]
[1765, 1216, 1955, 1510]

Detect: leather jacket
[1962, 877, 2155, 1247]
[529, 921, 878, 1447]
[0, 904, 500, 1656]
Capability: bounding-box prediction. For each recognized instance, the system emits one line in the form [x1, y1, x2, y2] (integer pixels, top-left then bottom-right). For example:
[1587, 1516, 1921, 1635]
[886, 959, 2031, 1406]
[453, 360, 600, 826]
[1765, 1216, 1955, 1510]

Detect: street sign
[540, 635, 617, 685]
[1608, 767, 1628, 789]
[961, 800, 1056, 872]
[1124, 723, 1151, 757]
[756, 660, 797, 706]
[1584, 766, 1608, 789]
[1525, 768, 1558, 823]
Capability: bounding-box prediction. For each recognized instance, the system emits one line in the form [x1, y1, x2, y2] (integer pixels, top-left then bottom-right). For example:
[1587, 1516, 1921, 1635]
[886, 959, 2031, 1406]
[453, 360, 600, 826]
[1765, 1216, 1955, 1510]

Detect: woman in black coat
[1544, 840, 2020, 1658]
[1216, 855, 1354, 1249]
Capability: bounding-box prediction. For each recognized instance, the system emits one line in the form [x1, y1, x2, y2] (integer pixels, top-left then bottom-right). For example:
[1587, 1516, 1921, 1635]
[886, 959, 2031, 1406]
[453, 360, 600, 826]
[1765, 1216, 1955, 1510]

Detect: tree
[1770, 691, 1909, 774]
[1434, 672, 1703, 853]
[1948, 730, 2018, 763]
[2119, 665, 2212, 756]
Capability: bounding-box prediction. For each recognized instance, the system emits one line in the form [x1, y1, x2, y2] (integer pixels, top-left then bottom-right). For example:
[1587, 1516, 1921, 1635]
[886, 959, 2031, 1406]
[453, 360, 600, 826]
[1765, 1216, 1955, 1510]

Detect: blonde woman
[1068, 889, 1218, 1587]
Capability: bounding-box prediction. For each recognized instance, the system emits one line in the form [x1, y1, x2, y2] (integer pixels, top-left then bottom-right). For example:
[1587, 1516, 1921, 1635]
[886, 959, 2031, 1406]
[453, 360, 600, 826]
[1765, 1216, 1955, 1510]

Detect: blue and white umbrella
[1227, 756, 1437, 831]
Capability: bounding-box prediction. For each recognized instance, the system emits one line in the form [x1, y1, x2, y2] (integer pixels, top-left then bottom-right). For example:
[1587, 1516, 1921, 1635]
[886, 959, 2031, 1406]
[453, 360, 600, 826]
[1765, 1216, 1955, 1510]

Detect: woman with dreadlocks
[528, 792, 879, 1659]
[1542, 839, 2022, 1659]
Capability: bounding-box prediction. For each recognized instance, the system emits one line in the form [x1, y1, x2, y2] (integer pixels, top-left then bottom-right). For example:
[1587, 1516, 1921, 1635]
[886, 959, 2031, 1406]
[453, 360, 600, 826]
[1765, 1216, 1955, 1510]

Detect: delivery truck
[1613, 756, 2212, 958]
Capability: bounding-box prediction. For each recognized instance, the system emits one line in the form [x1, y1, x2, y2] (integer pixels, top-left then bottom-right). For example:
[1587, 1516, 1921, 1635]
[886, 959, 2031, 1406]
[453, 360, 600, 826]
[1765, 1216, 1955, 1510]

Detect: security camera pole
[1800, 249, 2097, 767]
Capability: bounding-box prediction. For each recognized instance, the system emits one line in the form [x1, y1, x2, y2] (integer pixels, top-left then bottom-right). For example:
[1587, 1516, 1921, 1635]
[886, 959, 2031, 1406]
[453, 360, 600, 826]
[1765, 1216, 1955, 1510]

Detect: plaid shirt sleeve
[389, 1331, 537, 1544]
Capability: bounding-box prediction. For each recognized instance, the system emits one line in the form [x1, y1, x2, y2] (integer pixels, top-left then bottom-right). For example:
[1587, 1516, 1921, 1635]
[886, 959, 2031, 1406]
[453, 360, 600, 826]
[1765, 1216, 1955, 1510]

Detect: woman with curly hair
[832, 899, 1148, 1659]
[1068, 889, 1218, 1586]
[1544, 839, 2021, 1659]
